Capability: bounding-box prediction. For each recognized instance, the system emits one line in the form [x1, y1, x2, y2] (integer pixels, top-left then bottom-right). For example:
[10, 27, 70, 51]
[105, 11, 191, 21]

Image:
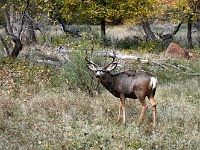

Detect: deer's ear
[87, 63, 98, 71]
[104, 63, 117, 71]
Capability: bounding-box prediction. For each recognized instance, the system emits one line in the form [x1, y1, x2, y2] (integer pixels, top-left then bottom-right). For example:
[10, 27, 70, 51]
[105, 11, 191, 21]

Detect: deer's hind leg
[137, 98, 148, 125]
[149, 97, 157, 127]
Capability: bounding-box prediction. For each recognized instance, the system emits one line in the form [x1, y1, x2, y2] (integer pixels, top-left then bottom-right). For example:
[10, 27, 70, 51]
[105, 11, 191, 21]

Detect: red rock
[165, 43, 196, 60]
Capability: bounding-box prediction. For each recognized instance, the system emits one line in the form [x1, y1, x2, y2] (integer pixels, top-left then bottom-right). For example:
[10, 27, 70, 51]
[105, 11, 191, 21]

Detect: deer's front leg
[117, 100, 122, 122]
[119, 94, 126, 124]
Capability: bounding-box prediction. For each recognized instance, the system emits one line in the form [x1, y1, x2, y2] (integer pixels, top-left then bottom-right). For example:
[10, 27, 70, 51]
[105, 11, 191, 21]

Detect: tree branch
[18, 0, 30, 38]
[0, 34, 10, 56]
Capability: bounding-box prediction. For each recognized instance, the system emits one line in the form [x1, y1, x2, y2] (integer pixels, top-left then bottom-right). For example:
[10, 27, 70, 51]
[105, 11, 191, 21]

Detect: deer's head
[85, 50, 117, 78]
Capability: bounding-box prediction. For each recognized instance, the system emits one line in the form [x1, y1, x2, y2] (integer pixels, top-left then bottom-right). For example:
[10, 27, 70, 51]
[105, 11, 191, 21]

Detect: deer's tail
[150, 77, 157, 90]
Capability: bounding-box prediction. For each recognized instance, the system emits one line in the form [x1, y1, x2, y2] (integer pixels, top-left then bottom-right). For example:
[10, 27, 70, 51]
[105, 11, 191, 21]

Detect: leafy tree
[59, 0, 130, 37]
[0, 0, 27, 57]
[46, 0, 164, 41]
[166, 0, 200, 49]
[124, 0, 164, 40]
[0, 0, 46, 57]
[186, 0, 200, 48]
[40, 0, 85, 37]
[80, 0, 128, 37]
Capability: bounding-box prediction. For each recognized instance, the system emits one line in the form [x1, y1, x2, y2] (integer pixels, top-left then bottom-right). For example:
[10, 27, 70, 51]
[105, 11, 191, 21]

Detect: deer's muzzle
[95, 74, 100, 78]
[95, 71, 102, 78]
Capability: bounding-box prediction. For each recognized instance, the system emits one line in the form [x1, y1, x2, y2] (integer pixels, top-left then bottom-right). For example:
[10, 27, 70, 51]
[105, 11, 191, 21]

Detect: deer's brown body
[98, 71, 156, 99]
[86, 51, 157, 127]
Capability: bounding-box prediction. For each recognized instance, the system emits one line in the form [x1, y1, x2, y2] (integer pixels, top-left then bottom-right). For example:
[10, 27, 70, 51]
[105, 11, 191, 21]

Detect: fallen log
[36, 59, 62, 66]
[38, 47, 197, 76]
[174, 64, 193, 71]
[152, 61, 168, 69]
[162, 62, 181, 70]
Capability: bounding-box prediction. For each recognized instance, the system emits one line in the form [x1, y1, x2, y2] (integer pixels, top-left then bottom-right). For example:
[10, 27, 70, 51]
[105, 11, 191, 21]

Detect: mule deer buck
[85, 50, 158, 127]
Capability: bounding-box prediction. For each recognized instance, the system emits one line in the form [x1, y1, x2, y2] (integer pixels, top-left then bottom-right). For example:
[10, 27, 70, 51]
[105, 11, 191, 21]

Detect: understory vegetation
[0, 25, 200, 149]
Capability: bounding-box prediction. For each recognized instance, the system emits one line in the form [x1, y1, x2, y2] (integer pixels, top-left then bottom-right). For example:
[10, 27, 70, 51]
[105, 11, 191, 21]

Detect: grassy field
[0, 24, 200, 149]
[0, 55, 199, 150]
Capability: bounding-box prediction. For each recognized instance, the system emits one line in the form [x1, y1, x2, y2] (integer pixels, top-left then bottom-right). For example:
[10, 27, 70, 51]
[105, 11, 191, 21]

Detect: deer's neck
[99, 73, 115, 91]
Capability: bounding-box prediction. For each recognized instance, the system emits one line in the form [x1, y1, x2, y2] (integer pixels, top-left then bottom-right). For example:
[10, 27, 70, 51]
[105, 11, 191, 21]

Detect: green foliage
[124, 0, 164, 24]
[138, 40, 164, 53]
[115, 36, 142, 50]
[0, 11, 5, 25]
[111, 37, 165, 52]
[165, 0, 200, 23]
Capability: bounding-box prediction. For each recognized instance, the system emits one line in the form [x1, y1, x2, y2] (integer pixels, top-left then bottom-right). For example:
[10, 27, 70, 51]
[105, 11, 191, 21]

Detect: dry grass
[0, 76, 199, 149]
[0, 24, 200, 149]
[107, 24, 200, 48]
[107, 25, 144, 40]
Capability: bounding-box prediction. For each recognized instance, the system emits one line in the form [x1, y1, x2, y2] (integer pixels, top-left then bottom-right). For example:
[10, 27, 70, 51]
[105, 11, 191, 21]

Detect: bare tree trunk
[173, 20, 183, 35]
[11, 38, 23, 57]
[0, 0, 31, 58]
[1, 4, 23, 58]
[57, 18, 67, 32]
[20, 15, 37, 45]
[0, 34, 10, 56]
[187, 16, 193, 49]
[100, 19, 106, 38]
[141, 20, 156, 41]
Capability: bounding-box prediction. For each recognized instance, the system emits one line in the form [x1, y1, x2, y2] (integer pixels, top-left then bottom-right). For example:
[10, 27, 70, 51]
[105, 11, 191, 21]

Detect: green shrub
[112, 37, 165, 53]
[138, 40, 164, 53]
[115, 36, 142, 50]
[61, 52, 104, 95]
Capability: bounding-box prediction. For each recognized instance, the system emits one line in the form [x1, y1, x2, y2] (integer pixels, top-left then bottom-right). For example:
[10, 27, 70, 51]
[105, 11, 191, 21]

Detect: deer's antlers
[104, 49, 116, 69]
[85, 48, 117, 68]
[85, 47, 98, 67]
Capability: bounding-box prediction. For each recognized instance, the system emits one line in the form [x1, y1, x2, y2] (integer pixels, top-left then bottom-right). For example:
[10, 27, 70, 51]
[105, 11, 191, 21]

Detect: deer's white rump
[150, 77, 157, 90]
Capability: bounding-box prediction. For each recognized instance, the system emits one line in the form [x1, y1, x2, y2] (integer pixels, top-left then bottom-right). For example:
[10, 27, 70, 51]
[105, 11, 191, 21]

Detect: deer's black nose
[96, 74, 100, 78]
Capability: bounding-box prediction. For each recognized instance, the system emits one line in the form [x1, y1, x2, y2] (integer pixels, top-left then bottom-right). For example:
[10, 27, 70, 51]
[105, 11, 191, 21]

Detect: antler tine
[85, 47, 97, 65]
[85, 49, 92, 63]
[104, 49, 116, 68]
[110, 49, 116, 63]
[85, 49, 90, 62]
[112, 48, 116, 60]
